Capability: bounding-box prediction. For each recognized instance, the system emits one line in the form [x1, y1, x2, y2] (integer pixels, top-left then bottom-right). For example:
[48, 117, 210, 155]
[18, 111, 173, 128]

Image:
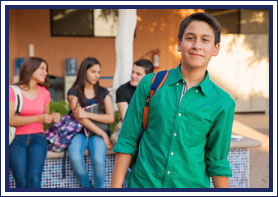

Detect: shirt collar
[168, 64, 212, 96]
[168, 64, 185, 85]
[197, 70, 211, 96]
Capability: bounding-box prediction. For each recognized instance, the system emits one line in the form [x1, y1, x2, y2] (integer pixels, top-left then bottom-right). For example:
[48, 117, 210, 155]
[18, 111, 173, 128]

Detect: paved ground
[233, 113, 269, 188]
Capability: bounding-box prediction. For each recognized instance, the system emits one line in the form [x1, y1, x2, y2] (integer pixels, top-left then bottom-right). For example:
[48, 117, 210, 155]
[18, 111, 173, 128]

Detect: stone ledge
[230, 136, 261, 149]
[46, 135, 261, 159]
[46, 149, 115, 159]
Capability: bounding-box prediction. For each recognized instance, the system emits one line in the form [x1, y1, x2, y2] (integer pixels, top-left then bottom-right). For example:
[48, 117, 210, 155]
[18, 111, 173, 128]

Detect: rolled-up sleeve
[113, 74, 154, 156]
[205, 99, 235, 177]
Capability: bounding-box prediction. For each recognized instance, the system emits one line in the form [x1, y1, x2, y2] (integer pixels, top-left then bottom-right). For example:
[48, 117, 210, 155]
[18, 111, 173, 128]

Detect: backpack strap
[142, 70, 169, 130]
[10, 85, 23, 114]
[129, 70, 169, 169]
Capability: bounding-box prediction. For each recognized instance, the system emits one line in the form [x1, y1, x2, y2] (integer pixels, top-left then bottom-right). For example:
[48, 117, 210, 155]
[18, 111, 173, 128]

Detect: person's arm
[42, 103, 54, 124]
[44, 102, 61, 123]
[212, 176, 229, 188]
[9, 101, 53, 126]
[80, 94, 114, 124]
[117, 102, 128, 120]
[112, 74, 155, 185]
[205, 99, 235, 188]
[110, 153, 132, 188]
[68, 95, 113, 149]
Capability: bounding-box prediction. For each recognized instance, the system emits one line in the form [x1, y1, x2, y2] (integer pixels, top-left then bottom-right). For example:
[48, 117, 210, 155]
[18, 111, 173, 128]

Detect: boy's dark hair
[134, 59, 154, 74]
[178, 12, 221, 44]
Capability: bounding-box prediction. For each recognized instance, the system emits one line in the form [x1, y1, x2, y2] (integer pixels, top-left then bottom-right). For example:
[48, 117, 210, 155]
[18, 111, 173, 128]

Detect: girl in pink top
[9, 57, 60, 188]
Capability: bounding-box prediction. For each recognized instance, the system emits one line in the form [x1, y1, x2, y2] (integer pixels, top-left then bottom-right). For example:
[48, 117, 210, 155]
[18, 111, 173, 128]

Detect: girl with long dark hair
[9, 57, 60, 188]
[67, 57, 114, 188]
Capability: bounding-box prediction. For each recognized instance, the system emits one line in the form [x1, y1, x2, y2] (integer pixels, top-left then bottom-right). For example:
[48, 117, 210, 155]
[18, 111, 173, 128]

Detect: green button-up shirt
[114, 65, 235, 188]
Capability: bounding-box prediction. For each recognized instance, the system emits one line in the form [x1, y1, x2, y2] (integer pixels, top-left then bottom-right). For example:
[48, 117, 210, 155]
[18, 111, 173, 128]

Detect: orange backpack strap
[142, 70, 169, 130]
[129, 70, 169, 169]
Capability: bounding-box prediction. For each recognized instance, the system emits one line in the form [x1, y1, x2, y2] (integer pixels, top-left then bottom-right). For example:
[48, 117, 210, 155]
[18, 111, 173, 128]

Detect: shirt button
[167, 171, 171, 174]
[178, 113, 182, 116]
[171, 152, 174, 156]
[176, 83, 179, 86]
[174, 133, 177, 136]
[195, 89, 199, 93]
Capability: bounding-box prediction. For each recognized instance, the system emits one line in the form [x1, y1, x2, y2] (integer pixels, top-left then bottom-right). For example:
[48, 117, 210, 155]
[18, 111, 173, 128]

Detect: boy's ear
[213, 43, 220, 56]
[177, 40, 181, 52]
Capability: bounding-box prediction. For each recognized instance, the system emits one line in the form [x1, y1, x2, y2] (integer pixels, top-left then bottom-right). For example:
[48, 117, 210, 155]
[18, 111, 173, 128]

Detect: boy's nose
[192, 39, 202, 49]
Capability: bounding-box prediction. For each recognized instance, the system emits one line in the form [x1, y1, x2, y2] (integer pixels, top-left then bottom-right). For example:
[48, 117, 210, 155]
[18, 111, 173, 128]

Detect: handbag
[84, 103, 109, 137]
[45, 113, 83, 152]
[9, 85, 23, 145]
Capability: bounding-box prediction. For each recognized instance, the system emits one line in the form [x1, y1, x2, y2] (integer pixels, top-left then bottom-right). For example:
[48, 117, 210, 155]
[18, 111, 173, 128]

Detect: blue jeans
[68, 133, 107, 188]
[9, 133, 48, 188]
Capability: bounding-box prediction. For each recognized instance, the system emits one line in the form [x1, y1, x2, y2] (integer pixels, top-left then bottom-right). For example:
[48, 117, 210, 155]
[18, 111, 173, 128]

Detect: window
[205, 9, 240, 34]
[205, 9, 269, 34]
[50, 9, 118, 37]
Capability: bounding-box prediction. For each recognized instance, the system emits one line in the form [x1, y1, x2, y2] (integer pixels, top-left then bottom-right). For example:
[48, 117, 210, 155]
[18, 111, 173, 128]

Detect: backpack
[45, 113, 83, 178]
[9, 85, 23, 145]
[129, 70, 169, 169]
[45, 113, 83, 152]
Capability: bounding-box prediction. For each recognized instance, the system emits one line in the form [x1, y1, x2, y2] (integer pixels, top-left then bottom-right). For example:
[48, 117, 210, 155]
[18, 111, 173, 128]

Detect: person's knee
[70, 158, 88, 176]
[69, 153, 83, 166]
[93, 156, 106, 170]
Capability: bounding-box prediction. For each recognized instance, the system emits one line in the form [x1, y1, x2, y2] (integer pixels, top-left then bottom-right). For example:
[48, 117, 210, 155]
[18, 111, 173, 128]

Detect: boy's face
[177, 20, 220, 70]
[130, 64, 146, 87]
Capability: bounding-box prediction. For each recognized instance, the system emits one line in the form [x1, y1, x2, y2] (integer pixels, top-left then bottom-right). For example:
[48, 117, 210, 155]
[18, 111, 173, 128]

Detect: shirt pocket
[184, 117, 212, 147]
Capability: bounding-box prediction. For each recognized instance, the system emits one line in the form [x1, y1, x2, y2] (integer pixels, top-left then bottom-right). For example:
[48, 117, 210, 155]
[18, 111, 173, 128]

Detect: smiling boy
[116, 59, 154, 121]
[111, 12, 235, 188]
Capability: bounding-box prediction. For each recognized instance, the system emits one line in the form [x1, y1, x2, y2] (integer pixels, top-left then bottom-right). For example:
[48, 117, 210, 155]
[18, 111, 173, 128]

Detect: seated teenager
[67, 57, 114, 188]
[116, 59, 154, 121]
[9, 57, 60, 188]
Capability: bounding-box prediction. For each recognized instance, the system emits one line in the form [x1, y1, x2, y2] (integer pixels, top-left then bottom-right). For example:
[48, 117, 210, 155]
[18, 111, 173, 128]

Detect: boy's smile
[177, 20, 220, 70]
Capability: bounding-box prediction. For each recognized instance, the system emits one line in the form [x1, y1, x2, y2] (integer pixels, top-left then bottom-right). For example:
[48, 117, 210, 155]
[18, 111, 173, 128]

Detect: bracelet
[38, 114, 41, 122]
